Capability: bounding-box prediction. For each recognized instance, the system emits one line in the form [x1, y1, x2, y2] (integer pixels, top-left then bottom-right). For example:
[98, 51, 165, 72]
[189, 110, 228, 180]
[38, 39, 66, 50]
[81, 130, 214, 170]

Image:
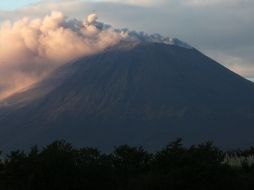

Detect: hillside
[0, 42, 254, 151]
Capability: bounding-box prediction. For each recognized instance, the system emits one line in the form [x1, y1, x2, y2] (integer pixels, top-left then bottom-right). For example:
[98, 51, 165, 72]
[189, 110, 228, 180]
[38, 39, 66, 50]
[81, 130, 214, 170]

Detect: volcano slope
[0, 42, 254, 151]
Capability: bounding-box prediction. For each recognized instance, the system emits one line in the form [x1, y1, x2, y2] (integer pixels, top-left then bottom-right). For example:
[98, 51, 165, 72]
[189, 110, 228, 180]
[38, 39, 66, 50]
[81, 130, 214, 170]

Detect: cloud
[0, 9, 186, 100]
[0, 11, 126, 99]
[182, 0, 252, 7]
[94, 0, 253, 8]
[92, 0, 165, 7]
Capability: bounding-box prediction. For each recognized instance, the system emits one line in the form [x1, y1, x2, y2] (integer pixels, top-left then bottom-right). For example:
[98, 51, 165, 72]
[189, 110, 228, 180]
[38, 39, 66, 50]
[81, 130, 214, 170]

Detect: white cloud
[0, 9, 185, 99]
[183, 0, 252, 7]
[92, 0, 165, 6]
[95, 0, 252, 7]
[0, 11, 125, 99]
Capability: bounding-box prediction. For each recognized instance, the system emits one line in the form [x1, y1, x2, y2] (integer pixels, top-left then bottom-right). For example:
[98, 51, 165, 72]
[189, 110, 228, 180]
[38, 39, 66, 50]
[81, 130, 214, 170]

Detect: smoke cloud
[0, 11, 124, 99]
[0, 11, 188, 100]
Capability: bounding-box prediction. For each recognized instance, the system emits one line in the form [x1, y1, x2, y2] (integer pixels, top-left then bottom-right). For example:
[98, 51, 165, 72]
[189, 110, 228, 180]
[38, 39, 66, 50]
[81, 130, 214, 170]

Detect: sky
[0, 0, 254, 81]
[0, 0, 40, 10]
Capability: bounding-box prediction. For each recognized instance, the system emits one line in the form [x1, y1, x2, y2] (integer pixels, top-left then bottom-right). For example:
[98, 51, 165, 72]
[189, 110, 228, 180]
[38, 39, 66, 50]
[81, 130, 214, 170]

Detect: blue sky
[0, 0, 39, 10]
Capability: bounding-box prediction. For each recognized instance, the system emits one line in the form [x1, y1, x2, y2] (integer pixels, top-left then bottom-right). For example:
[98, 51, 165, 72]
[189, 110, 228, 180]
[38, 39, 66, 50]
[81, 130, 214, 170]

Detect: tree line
[0, 138, 254, 190]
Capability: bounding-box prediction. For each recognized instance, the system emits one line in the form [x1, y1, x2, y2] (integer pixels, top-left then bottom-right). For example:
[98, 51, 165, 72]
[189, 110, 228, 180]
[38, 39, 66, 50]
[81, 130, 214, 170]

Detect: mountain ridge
[0, 42, 254, 151]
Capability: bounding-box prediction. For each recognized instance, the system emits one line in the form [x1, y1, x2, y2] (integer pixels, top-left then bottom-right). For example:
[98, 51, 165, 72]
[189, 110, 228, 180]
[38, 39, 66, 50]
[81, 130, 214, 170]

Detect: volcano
[0, 42, 254, 151]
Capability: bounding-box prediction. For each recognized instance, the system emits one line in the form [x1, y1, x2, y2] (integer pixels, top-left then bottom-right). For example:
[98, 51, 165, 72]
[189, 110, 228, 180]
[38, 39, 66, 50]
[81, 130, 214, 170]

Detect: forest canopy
[1, 139, 254, 190]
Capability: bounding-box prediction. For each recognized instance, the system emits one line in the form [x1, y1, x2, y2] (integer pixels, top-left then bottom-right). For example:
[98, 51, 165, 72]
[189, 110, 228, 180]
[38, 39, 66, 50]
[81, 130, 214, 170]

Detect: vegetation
[1, 139, 254, 190]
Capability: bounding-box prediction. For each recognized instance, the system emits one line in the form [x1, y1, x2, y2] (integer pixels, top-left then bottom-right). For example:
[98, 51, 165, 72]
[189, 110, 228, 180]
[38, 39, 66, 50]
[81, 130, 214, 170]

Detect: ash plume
[0, 11, 190, 100]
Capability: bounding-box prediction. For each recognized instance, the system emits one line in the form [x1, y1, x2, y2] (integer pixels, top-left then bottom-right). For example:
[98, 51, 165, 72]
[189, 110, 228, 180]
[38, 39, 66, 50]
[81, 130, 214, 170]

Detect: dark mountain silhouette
[0, 42, 254, 151]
